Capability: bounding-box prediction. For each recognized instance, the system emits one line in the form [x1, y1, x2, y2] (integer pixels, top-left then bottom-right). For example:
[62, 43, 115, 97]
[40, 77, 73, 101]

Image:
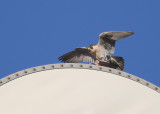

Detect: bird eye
[88, 45, 94, 50]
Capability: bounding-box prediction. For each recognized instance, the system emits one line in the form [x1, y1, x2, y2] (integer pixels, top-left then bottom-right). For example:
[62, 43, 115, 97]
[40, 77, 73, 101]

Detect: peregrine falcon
[58, 31, 134, 71]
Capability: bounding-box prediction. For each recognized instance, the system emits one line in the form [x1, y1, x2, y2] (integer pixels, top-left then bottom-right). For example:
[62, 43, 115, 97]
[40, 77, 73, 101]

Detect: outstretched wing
[98, 32, 116, 54]
[58, 47, 97, 63]
[99, 31, 134, 42]
[98, 31, 134, 54]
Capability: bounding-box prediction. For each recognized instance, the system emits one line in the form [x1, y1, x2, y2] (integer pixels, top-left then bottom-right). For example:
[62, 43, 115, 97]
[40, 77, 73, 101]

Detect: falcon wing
[99, 31, 134, 41]
[58, 47, 97, 63]
[98, 31, 134, 54]
[98, 32, 116, 54]
[108, 56, 125, 71]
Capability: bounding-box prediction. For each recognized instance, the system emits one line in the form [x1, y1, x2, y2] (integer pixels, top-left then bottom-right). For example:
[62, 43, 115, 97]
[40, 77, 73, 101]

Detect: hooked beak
[101, 31, 134, 41]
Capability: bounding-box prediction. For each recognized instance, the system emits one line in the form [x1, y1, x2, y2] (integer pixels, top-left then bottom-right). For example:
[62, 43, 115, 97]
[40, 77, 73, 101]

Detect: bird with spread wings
[58, 31, 134, 71]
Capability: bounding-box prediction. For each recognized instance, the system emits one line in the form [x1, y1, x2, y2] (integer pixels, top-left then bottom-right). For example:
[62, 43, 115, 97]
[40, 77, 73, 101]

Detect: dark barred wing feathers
[108, 56, 125, 71]
[58, 47, 96, 63]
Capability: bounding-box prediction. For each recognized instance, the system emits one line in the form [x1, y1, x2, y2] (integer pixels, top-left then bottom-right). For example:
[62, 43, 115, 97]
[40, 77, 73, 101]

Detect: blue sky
[0, 0, 160, 86]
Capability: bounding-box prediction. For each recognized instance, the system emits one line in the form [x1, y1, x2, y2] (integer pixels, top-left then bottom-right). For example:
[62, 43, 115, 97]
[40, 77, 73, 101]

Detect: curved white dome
[0, 63, 160, 114]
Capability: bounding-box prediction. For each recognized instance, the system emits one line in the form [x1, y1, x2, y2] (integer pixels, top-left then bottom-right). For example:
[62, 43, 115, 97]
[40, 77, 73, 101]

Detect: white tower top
[0, 63, 160, 114]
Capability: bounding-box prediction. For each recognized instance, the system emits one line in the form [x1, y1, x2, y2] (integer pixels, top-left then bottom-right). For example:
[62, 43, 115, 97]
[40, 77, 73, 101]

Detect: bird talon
[90, 63, 98, 65]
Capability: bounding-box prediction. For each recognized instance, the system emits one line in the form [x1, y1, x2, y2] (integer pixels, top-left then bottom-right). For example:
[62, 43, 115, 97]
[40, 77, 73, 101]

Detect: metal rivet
[136, 78, 140, 81]
[42, 66, 45, 69]
[128, 75, 131, 78]
[146, 82, 149, 86]
[1, 63, 159, 93]
[33, 68, 36, 71]
[155, 87, 158, 90]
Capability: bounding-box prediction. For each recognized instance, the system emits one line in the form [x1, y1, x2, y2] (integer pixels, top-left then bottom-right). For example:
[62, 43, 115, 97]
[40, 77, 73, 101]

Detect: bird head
[88, 44, 95, 51]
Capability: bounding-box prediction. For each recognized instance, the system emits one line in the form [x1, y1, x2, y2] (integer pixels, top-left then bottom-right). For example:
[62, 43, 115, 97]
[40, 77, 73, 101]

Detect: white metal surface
[0, 63, 160, 114]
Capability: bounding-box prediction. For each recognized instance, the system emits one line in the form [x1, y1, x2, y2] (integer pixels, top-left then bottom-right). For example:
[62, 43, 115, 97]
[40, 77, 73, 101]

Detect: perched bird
[58, 31, 134, 71]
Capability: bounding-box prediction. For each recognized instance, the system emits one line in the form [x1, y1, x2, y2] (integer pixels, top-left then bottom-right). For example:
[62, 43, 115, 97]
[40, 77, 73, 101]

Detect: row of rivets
[0, 64, 159, 92]
[74, 64, 157, 92]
